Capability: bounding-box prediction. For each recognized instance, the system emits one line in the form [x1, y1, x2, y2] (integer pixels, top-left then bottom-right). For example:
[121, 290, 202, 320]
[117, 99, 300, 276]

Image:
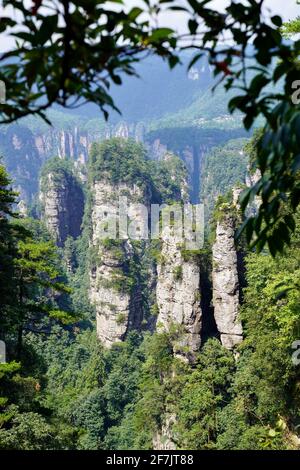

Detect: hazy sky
[0, 0, 299, 51]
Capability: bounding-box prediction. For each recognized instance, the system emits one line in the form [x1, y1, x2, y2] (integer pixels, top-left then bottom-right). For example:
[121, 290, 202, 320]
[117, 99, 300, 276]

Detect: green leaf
[228, 95, 247, 113]
[239, 187, 252, 210]
[188, 19, 198, 34]
[188, 53, 203, 70]
[284, 214, 296, 232]
[271, 16, 283, 27]
[291, 154, 300, 174]
[268, 236, 278, 257]
[0, 17, 15, 33]
[148, 28, 174, 43]
[128, 7, 143, 21]
[249, 74, 269, 95]
[244, 113, 254, 130]
[168, 55, 180, 69]
[273, 62, 286, 83]
[111, 74, 122, 85]
[36, 15, 58, 45]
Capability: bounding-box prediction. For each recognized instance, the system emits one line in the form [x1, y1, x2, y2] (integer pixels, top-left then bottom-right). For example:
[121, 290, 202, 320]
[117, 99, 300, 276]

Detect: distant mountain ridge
[0, 54, 248, 208]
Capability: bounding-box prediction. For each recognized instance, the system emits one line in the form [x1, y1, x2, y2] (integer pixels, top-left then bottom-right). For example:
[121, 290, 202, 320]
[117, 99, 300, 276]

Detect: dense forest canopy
[1, 130, 300, 449]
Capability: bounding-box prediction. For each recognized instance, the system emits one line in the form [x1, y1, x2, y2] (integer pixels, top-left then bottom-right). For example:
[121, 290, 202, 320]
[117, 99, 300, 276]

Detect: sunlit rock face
[153, 414, 177, 450]
[156, 225, 202, 362]
[212, 214, 243, 349]
[89, 180, 150, 348]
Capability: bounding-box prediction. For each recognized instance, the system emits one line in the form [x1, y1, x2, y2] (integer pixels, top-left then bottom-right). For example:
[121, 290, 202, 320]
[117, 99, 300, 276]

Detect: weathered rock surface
[212, 213, 243, 349]
[90, 240, 137, 348]
[245, 167, 261, 188]
[153, 415, 177, 450]
[40, 171, 84, 247]
[0, 125, 42, 204]
[156, 226, 202, 361]
[89, 180, 149, 348]
[245, 167, 262, 215]
[0, 122, 103, 206]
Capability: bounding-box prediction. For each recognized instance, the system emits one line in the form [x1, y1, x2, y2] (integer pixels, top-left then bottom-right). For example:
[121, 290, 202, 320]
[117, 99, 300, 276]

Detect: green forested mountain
[0, 132, 300, 449]
[0, 53, 248, 210]
[200, 139, 249, 221]
[1, 1, 300, 451]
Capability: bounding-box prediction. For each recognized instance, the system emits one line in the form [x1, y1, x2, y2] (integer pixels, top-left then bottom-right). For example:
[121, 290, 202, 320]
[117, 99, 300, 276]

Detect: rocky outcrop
[89, 180, 150, 348]
[1, 119, 148, 209]
[34, 121, 110, 163]
[245, 167, 261, 188]
[245, 167, 262, 216]
[0, 121, 103, 206]
[212, 211, 243, 349]
[40, 170, 84, 247]
[156, 225, 202, 361]
[105, 122, 145, 143]
[90, 237, 139, 348]
[146, 128, 247, 204]
[153, 415, 177, 450]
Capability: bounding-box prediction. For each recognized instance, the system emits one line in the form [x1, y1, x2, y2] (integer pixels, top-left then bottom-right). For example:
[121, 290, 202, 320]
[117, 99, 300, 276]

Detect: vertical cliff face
[154, 157, 201, 361]
[0, 121, 102, 207]
[40, 163, 84, 247]
[212, 211, 243, 349]
[35, 127, 91, 163]
[88, 139, 159, 348]
[89, 180, 149, 347]
[153, 415, 177, 450]
[88, 138, 193, 349]
[156, 226, 202, 361]
[0, 125, 42, 204]
[245, 167, 261, 188]
[105, 122, 145, 143]
[146, 128, 247, 204]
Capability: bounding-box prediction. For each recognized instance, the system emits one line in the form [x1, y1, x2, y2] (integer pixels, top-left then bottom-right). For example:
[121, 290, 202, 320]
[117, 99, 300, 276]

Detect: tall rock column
[89, 180, 149, 348]
[39, 161, 84, 247]
[212, 209, 243, 349]
[156, 225, 202, 361]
